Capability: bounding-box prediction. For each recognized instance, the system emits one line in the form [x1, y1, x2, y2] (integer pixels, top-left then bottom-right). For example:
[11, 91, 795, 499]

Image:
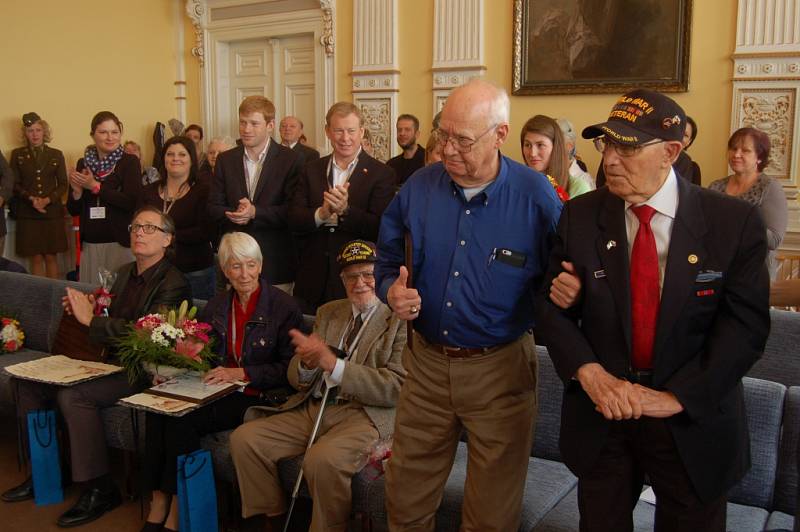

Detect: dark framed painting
[512, 0, 692, 95]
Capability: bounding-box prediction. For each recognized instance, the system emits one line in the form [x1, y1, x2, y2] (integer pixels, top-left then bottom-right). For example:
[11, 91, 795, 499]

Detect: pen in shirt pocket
[487, 247, 497, 266]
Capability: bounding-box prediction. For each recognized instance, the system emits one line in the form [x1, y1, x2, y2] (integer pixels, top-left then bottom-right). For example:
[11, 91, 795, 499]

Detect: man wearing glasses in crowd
[375, 79, 562, 531]
[539, 89, 770, 531]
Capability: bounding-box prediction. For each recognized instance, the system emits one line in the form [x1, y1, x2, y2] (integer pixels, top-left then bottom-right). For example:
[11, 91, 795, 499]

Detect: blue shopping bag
[177, 449, 219, 532]
[27, 410, 63, 505]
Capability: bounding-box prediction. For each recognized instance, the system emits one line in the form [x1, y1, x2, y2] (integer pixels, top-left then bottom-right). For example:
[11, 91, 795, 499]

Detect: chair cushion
[749, 309, 800, 387]
[519, 458, 577, 531]
[765, 510, 795, 531]
[774, 386, 800, 514]
[533, 348, 563, 462]
[101, 405, 142, 452]
[201, 429, 237, 484]
[633, 499, 769, 531]
[727, 377, 786, 509]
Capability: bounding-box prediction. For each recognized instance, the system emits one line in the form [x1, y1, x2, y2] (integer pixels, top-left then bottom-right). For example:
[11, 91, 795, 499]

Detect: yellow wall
[0, 0, 182, 167]
[337, 0, 738, 184]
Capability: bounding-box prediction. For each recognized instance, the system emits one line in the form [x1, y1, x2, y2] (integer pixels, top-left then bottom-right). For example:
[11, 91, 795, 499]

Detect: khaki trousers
[79, 242, 133, 285]
[230, 400, 379, 532]
[385, 333, 538, 532]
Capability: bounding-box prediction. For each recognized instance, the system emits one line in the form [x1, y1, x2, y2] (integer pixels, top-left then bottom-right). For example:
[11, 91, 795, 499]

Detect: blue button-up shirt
[375, 154, 562, 347]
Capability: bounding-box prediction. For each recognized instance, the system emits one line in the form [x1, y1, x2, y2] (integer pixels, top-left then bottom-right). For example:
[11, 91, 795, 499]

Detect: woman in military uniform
[11, 113, 68, 278]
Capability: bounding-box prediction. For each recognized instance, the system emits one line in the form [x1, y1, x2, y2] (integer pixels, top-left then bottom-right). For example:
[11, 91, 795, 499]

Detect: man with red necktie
[536, 89, 770, 531]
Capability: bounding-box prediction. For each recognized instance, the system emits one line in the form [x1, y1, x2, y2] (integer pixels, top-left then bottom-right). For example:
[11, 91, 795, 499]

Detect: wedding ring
[410, 306, 418, 314]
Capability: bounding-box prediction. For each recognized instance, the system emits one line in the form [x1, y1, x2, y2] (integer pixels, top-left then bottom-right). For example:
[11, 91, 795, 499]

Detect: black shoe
[1, 477, 33, 503]
[56, 486, 122, 528]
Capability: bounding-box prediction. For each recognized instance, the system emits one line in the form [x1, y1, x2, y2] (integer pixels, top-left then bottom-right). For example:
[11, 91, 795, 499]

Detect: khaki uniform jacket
[245, 299, 407, 438]
[11, 145, 68, 220]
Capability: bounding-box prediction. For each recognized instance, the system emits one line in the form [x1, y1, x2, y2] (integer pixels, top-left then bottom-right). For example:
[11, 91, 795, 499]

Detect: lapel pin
[259, 339, 266, 346]
[606, 240, 617, 250]
[688, 254, 698, 264]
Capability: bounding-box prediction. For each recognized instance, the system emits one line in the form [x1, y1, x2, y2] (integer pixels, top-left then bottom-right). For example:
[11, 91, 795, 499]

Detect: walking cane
[404, 232, 414, 350]
[283, 366, 340, 531]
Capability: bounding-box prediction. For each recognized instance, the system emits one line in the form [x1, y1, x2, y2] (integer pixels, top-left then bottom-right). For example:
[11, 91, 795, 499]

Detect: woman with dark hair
[521, 114, 591, 201]
[1, 207, 190, 528]
[673, 114, 702, 185]
[139, 136, 214, 299]
[10, 112, 69, 277]
[709, 127, 788, 277]
[67, 111, 142, 284]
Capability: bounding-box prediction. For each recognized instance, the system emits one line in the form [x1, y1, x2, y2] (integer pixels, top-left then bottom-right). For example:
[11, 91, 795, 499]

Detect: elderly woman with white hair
[140, 231, 305, 532]
[557, 117, 595, 191]
[198, 136, 235, 183]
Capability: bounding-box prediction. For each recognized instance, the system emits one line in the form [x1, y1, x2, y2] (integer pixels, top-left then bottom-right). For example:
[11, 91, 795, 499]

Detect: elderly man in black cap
[537, 89, 770, 531]
[230, 240, 407, 532]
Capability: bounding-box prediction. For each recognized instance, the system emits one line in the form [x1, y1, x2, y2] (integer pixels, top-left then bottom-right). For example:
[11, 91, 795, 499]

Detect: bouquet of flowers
[358, 437, 393, 481]
[116, 301, 215, 383]
[93, 268, 117, 316]
[0, 317, 24, 353]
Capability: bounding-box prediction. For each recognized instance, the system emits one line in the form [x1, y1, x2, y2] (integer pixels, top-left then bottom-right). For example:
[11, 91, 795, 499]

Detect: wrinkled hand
[289, 329, 337, 372]
[576, 363, 642, 420]
[550, 261, 581, 309]
[203, 366, 245, 385]
[64, 287, 95, 326]
[387, 266, 421, 321]
[635, 385, 684, 418]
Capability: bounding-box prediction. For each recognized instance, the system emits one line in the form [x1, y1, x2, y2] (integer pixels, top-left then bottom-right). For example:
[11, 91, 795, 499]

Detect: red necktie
[630, 205, 660, 370]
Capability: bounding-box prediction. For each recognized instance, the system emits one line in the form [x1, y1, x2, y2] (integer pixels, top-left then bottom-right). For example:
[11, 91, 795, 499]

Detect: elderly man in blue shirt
[375, 79, 563, 532]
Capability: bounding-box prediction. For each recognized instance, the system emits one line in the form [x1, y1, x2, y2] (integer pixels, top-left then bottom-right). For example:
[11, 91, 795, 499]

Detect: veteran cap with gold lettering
[581, 89, 686, 146]
[336, 239, 377, 269]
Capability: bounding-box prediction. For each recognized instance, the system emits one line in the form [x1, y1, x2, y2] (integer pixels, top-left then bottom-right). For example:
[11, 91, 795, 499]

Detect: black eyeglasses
[128, 223, 167, 235]
[593, 136, 665, 158]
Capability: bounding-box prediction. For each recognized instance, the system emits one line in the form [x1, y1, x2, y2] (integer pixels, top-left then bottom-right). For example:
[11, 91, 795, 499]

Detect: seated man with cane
[230, 240, 407, 532]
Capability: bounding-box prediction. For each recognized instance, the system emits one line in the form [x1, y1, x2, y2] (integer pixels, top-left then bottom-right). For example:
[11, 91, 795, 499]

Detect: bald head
[438, 79, 510, 187]
[279, 116, 304, 145]
[443, 79, 510, 128]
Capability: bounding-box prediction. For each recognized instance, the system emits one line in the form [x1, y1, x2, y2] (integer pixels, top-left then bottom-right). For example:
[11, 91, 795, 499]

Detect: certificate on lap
[3, 355, 123, 386]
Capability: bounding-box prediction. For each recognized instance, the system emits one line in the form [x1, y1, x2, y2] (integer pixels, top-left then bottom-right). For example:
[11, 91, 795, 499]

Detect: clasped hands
[68, 167, 99, 197]
[576, 363, 683, 421]
[62, 287, 96, 327]
[29, 195, 51, 213]
[318, 183, 350, 222]
[289, 329, 337, 373]
[225, 198, 256, 225]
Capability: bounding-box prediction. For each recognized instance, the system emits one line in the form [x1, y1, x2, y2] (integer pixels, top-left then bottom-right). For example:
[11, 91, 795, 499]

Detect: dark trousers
[14, 373, 142, 482]
[577, 417, 727, 532]
[143, 392, 263, 494]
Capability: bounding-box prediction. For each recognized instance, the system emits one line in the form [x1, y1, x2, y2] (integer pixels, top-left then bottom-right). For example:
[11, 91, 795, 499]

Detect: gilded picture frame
[512, 0, 692, 95]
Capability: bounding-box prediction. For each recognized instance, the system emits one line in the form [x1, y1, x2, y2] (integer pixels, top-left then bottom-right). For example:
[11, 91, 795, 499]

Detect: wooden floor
[0, 412, 315, 531]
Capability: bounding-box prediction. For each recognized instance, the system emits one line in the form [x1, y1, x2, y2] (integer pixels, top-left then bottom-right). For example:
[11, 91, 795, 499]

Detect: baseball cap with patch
[581, 89, 686, 146]
[337, 240, 377, 269]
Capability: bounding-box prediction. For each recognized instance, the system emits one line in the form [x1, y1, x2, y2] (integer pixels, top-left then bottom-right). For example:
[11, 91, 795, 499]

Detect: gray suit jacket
[246, 299, 407, 438]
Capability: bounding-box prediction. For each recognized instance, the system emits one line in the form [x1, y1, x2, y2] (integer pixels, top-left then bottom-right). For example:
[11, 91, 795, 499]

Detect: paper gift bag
[177, 449, 218, 532]
[27, 410, 64, 505]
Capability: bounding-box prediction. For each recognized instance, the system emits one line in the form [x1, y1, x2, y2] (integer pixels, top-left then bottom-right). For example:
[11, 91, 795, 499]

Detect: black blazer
[288, 151, 395, 313]
[208, 142, 301, 284]
[292, 142, 321, 167]
[88, 259, 191, 348]
[535, 178, 770, 503]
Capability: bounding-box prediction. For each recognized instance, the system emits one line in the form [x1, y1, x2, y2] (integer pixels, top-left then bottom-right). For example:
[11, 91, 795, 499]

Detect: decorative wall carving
[431, 0, 485, 110]
[320, 0, 335, 56]
[185, 0, 206, 67]
[356, 97, 393, 162]
[351, 0, 397, 157]
[734, 89, 794, 179]
[733, 0, 800, 250]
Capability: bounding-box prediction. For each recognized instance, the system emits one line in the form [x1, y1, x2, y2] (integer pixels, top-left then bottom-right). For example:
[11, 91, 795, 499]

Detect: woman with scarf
[67, 111, 142, 284]
[10, 112, 69, 277]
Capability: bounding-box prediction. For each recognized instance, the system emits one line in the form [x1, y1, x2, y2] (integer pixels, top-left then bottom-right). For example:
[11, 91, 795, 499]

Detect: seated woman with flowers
[1, 206, 190, 528]
[141, 231, 305, 532]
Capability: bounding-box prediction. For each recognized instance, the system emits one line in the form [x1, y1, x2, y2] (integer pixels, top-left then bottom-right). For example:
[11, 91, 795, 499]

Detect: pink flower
[136, 314, 164, 330]
[175, 339, 203, 362]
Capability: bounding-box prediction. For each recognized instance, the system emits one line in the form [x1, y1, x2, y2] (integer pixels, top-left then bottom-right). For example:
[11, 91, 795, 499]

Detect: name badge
[89, 206, 106, 220]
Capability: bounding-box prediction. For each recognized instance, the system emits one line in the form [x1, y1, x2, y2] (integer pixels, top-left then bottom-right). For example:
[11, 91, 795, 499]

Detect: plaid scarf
[83, 145, 124, 180]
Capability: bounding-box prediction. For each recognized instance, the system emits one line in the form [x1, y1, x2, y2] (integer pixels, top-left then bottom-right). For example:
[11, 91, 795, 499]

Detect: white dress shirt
[243, 139, 270, 199]
[624, 168, 679, 292]
[314, 148, 362, 226]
